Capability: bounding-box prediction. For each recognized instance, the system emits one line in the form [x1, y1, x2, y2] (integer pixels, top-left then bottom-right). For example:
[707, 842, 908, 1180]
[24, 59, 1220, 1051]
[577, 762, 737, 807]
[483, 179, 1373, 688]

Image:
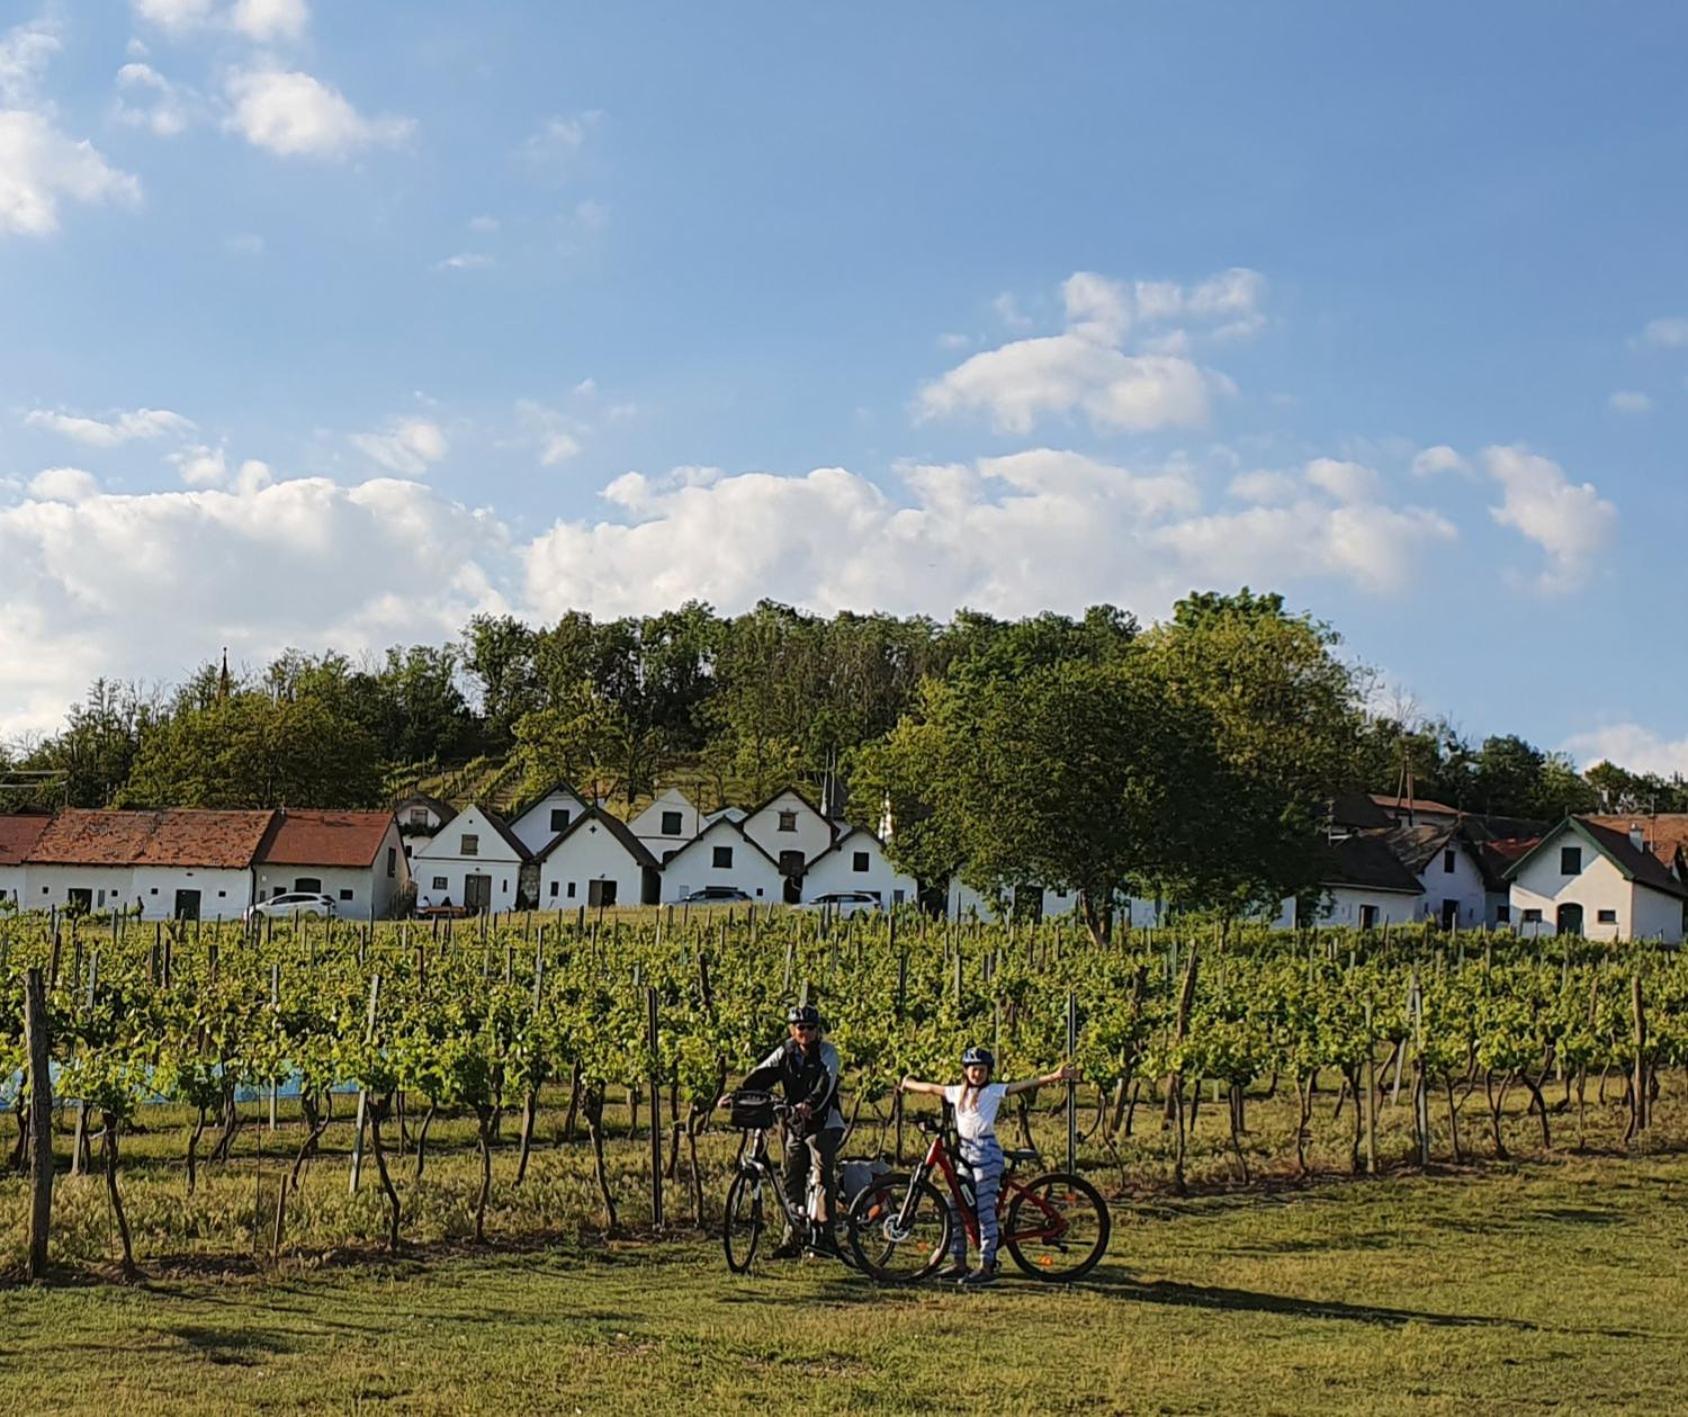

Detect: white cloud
[1482, 444, 1617, 589]
[515, 400, 584, 466]
[132, 0, 308, 42]
[169, 443, 227, 486]
[1608, 390, 1651, 415]
[521, 448, 1453, 620]
[349, 417, 448, 476]
[1637, 316, 1688, 350]
[25, 406, 194, 446]
[1304, 457, 1381, 504]
[434, 251, 494, 271]
[937, 332, 971, 351]
[26, 467, 99, 503]
[1412, 444, 1468, 477]
[0, 16, 58, 106]
[0, 471, 504, 736]
[522, 112, 600, 177]
[992, 292, 1033, 330]
[0, 110, 141, 237]
[920, 268, 1265, 435]
[114, 62, 193, 137]
[224, 69, 412, 158]
[1563, 723, 1688, 778]
[468, 214, 499, 234]
[1227, 469, 1298, 504]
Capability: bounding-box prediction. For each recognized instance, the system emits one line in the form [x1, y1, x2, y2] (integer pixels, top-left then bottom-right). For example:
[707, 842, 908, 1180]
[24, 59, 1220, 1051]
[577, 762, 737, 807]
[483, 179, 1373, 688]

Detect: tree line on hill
[1, 592, 1679, 931]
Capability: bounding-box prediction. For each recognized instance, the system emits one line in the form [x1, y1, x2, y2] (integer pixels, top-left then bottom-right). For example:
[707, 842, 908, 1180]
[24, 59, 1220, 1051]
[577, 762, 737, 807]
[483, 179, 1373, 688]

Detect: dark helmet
[961, 1045, 995, 1070]
[787, 1004, 822, 1027]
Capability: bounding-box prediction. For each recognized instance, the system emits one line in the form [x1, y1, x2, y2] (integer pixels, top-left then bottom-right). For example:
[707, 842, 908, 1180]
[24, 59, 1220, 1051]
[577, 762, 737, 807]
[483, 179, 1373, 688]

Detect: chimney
[1630, 823, 1647, 854]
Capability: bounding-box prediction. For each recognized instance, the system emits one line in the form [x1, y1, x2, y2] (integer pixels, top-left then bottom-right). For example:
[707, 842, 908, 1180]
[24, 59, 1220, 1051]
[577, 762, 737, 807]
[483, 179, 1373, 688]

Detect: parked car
[680, 886, 752, 903]
[246, 891, 337, 921]
[415, 901, 470, 919]
[801, 890, 882, 917]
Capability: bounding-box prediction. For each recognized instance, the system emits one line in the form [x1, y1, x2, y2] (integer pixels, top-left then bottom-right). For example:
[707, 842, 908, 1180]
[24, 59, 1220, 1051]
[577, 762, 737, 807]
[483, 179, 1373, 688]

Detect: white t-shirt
[944, 1082, 1008, 1144]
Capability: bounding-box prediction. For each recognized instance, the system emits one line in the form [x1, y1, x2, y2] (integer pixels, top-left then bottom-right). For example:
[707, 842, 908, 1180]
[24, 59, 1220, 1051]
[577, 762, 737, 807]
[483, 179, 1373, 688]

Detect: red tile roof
[258, 810, 396, 868]
[1584, 815, 1688, 871]
[27, 809, 274, 868]
[0, 814, 52, 866]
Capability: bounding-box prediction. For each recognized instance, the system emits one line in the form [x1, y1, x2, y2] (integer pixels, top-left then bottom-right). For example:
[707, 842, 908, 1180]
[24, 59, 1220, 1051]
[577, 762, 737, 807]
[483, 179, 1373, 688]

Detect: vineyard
[3, 905, 1687, 1280]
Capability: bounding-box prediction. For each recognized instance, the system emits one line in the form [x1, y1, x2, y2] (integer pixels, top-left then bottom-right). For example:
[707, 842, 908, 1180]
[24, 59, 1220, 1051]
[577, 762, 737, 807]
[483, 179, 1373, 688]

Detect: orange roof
[0, 814, 51, 867]
[1584, 814, 1688, 871]
[258, 810, 395, 868]
[27, 809, 274, 869]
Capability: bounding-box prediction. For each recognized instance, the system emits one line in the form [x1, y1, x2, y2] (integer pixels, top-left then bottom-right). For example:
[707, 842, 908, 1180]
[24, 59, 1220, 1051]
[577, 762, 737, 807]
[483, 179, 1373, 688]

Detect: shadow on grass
[161, 1323, 299, 1366]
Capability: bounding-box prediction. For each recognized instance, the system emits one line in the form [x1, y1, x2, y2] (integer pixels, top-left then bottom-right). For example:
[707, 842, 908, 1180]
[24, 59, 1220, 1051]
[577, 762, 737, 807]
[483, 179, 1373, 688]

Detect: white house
[507, 781, 590, 858]
[1505, 817, 1688, 943]
[410, 803, 530, 913]
[803, 826, 918, 907]
[21, 809, 274, 920]
[0, 814, 50, 910]
[1310, 834, 1424, 929]
[741, 788, 836, 901]
[943, 877, 1159, 926]
[1383, 823, 1494, 929]
[629, 787, 705, 863]
[393, 793, 456, 863]
[535, 807, 662, 910]
[253, 810, 409, 919]
[662, 818, 786, 903]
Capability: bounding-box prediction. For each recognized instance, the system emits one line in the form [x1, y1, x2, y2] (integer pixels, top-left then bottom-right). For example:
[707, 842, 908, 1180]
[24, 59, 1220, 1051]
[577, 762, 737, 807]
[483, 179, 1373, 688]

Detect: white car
[246, 891, 338, 921]
[801, 891, 882, 917]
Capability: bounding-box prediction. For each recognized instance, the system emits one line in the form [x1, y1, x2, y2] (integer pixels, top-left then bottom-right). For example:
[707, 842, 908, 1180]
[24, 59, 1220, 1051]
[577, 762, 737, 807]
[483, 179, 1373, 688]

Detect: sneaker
[809, 1229, 840, 1258]
[770, 1233, 803, 1259]
[957, 1263, 998, 1288]
[936, 1260, 970, 1281]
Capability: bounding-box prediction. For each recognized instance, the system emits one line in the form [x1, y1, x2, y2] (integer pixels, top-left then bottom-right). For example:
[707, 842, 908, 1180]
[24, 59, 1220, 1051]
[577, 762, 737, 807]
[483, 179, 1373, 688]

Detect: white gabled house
[393, 793, 457, 863]
[629, 787, 705, 863]
[1309, 834, 1424, 929]
[1382, 823, 1495, 930]
[0, 814, 51, 909]
[741, 787, 836, 901]
[661, 817, 786, 903]
[253, 810, 409, 919]
[535, 806, 662, 910]
[411, 803, 530, 913]
[507, 780, 590, 858]
[1504, 817, 1688, 943]
[803, 826, 917, 907]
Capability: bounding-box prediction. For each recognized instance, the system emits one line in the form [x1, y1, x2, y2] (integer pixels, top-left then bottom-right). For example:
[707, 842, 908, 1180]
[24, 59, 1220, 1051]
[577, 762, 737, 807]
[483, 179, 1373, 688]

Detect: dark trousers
[782, 1125, 842, 1229]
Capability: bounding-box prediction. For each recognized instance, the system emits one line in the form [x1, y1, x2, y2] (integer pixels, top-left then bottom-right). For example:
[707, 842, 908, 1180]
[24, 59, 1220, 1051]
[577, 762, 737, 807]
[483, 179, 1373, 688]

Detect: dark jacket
[742, 1038, 843, 1135]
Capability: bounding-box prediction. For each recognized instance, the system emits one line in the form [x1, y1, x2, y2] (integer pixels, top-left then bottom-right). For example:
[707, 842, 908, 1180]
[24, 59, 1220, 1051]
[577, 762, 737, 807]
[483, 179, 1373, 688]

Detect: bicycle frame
[734, 1120, 822, 1233]
[909, 1126, 1070, 1249]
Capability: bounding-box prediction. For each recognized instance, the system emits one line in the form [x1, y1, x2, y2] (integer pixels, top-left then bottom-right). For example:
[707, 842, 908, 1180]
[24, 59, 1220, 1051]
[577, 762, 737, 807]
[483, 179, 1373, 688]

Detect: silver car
[246, 891, 338, 921]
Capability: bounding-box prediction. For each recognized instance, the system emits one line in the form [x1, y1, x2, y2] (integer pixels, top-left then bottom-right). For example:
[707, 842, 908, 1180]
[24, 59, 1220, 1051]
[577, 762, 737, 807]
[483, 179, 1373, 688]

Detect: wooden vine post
[1065, 990, 1078, 1174]
[24, 967, 53, 1280]
[1363, 999, 1378, 1175]
[646, 986, 663, 1229]
[348, 973, 382, 1193]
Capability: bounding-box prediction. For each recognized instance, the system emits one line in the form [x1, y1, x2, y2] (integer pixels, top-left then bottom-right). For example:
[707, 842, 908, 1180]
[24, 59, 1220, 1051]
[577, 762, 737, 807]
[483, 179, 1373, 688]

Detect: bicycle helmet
[787, 1004, 822, 1027]
[961, 1045, 995, 1070]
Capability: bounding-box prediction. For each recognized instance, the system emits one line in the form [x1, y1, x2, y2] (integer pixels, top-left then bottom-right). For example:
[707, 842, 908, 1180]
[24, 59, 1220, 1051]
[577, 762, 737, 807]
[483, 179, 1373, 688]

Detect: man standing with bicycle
[739, 1004, 844, 1258]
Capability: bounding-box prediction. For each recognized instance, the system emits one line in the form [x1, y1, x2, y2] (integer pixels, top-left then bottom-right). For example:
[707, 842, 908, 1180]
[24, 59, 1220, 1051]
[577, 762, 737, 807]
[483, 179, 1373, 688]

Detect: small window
[1359, 904, 1379, 930]
[777, 810, 797, 833]
[1523, 908, 1543, 924]
[461, 834, 480, 857]
[1560, 846, 1581, 874]
[550, 808, 571, 832]
[432, 876, 448, 890]
[893, 889, 905, 905]
[339, 889, 354, 901]
[502, 878, 509, 893]
[661, 810, 684, 836]
[1443, 850, 1456, 874]
[549, 880, 559, 898]
[567, 881, 576, 899]
[409, 807, 428, 826]
[387, 847, 397, 878]
[852, 851, 870, 873]
[150, 887, 158, 896]
[713, 845, 733, 869]
[1597, 908, 1617, 924]
[218, 890, 227, 898]
[1496, 904, 1511, 923]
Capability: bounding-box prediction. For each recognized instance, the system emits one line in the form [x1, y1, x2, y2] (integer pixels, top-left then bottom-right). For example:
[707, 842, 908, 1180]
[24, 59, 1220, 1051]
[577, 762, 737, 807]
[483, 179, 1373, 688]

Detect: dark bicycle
[847, 1113, 1111, 1283]
[720, 1089, 853, 1274]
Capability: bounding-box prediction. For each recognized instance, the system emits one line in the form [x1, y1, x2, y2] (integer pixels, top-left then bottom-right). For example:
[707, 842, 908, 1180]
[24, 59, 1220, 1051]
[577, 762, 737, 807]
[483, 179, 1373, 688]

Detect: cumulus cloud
[1482, 444, 1616, 588]
[0, 16, 58, 106]
[1227, 469, 1299, 504]
[521, 447, 1454, 620]
[132, 0, 309, 42]
[918, 268, 1265, 435]
[1636, 316, 1688, 350]
[114, 61, 194, 136]
[1563, 723, 1688, 778]
[1304, 457, 1381, 504]
[349, 417, 448, 475]
[0, 471, 504, 735]
[224, 69, 412, 158]
[0, 109, 141, 237]
[169, 443, 227, 487]
[1412, 444, 1468, 477]
[1608, 390, 1652, 414]
[25, 406, 193, 446]
[26, 467, 99, 502]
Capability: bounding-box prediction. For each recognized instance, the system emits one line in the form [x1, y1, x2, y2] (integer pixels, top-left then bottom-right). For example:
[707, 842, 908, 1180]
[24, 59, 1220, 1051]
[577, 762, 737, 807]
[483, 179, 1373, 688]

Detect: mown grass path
[3, 1153, 1686, 1414]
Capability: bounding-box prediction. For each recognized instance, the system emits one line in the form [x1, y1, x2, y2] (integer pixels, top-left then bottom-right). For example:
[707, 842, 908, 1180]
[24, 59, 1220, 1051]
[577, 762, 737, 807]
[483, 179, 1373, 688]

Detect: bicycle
[720, 1089, 852, 1274]
[846, 1113, 1111, 1283]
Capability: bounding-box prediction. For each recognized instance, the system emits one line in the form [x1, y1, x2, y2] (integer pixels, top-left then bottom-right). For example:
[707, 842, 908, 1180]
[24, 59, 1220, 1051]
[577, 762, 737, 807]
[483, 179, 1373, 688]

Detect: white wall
[1633, 884, 1686, 943]
[663, 823, 785, 902]
[804, 834, 917, 906]
[0, 867, 27, 909]
[130, 865, 252, 920]
[630, 788, 703, 863]
[741, 791, 834, 875]
[1509, 836, 1635, 941]
[1413, 844, 1489, 929]
[254, 824, 408, 919]
[509, 787, 587, 857]
[539, 819, 655, 909]
[25, 864, 137, 915]
[412, 805, 525, 912]
[945, 878, 1156, 924]
[1314, 886, 1421, 928]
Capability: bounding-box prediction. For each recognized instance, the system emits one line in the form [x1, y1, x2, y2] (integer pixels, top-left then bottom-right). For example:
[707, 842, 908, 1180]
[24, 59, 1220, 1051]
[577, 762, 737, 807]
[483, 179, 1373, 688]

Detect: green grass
[3, 1150, 1688, 1413]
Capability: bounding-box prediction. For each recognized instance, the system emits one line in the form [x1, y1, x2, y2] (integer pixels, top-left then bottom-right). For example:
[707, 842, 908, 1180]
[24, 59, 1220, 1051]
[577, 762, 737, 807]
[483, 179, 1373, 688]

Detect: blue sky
[2, 2, 1685, 772]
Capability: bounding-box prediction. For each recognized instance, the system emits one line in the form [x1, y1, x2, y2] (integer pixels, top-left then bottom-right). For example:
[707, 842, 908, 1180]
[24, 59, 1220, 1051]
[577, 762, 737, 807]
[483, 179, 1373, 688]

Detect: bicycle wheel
[846, 1173, 952, 1283]
[1003, 1172, 1111, 1282]
[723, 1170, 765, 1274]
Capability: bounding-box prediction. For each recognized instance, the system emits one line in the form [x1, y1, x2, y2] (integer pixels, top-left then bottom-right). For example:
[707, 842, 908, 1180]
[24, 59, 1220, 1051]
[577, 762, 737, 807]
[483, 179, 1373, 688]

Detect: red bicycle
[846, 1114, 1111, 1283]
